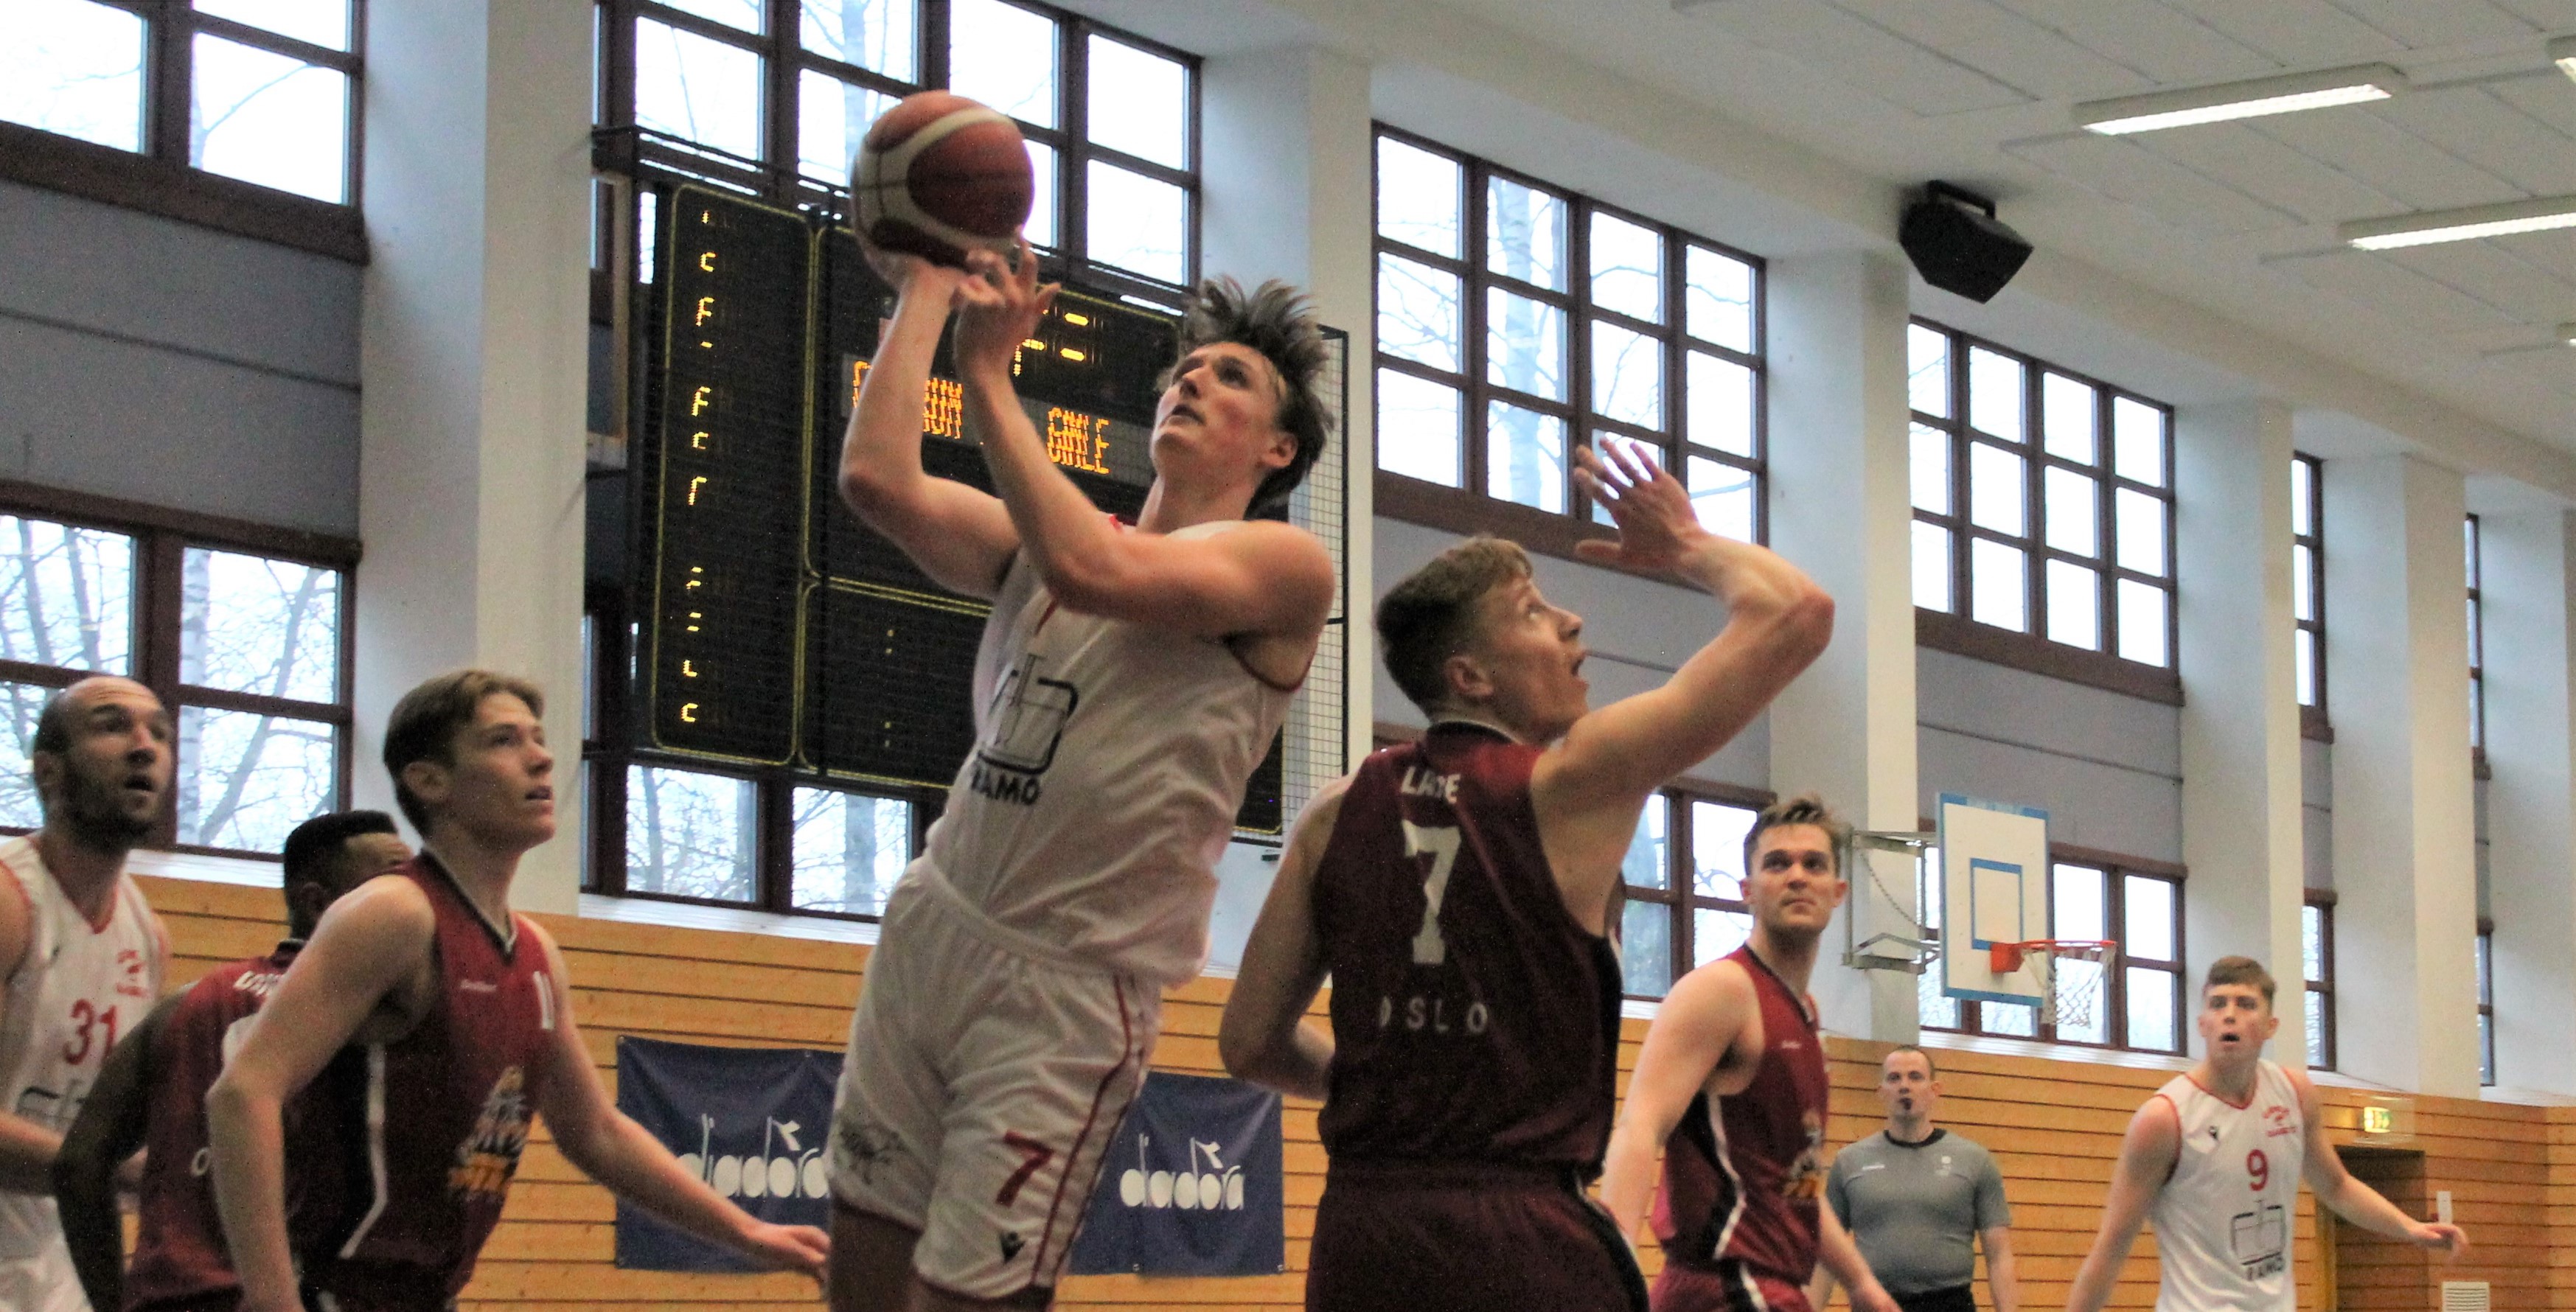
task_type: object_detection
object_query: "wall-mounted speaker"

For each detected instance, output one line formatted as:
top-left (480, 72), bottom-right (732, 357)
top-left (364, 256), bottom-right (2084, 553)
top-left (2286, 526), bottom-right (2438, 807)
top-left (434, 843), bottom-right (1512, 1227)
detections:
top-left (1900, 182), bottom-right (2032, 304)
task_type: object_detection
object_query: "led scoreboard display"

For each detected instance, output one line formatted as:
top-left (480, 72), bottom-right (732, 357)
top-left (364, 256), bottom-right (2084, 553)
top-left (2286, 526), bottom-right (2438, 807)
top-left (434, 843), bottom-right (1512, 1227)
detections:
top-left (643, 185), bottom-right (1285, 828)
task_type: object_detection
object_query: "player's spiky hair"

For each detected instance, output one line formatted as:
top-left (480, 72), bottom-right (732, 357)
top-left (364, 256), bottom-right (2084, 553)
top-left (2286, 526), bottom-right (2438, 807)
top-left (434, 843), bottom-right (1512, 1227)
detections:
top-left (2204, 955), bottom-right (2277, 1005)
top-left (1743, 792), bottom-right (1853, 879)
top-left (1164, 276), bottom-right (1334, 512)
top-left (1376, 535), bottom-right (1534, 715)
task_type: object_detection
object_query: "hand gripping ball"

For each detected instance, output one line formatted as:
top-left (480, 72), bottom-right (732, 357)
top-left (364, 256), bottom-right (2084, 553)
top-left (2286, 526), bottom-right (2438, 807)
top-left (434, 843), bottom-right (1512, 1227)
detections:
top-left (851, 91), bottom-right (1035, 268)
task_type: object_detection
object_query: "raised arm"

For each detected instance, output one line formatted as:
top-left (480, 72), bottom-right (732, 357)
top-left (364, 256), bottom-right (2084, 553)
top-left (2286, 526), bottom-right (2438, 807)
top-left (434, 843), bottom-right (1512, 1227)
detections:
top-left (1598, 959), bottom-right (1754, 1245)
top-left (2293, 1069), bottom-right (2465, 1256)
top-left (2064, 1098), bottom-right (2181, 1312)
top-left (1217, 777), bottom-right (1349, 1100)
top-left (1533, 442), bottom-right (1832, 921)
top-left (208, 879), bottom-right (435, 1312)
top-left (525, 926), bottom-right (829, 1279)
top-left (55, 991), bottom-right (175, 1312)
top-left (835, 251), bottom-right (1021, 599)
top-left (949, 245), bottom-right (1335, 641)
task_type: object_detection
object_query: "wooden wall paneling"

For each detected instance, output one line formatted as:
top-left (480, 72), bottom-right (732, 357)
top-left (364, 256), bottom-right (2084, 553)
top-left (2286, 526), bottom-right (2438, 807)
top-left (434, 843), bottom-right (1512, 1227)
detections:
top-left (136, 876), bottom-right (2575, 1311)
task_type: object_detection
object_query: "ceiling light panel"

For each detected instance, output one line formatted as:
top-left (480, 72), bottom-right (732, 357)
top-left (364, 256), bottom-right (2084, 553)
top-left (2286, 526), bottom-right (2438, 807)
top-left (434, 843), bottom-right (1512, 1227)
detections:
top-left (2075, 64), bottom-right (2404, 136)
top-left (2340, 195), bottom-right (2576, 251)
top-left (2555, 36), bottom-right (2576, 83)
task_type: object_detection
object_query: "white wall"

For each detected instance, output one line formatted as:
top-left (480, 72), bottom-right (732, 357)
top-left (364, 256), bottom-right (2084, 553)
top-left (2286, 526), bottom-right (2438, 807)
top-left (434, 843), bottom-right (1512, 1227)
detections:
top-left (0, 181), bottom-right (361, 534)
top-left (1915, 649), bottom-right (2181, 866)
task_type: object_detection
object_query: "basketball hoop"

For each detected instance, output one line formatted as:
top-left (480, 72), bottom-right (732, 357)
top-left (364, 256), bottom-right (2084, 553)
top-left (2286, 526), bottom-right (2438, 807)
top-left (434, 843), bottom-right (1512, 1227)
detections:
top-left (1990, 940), bottom-right (2117, 1031)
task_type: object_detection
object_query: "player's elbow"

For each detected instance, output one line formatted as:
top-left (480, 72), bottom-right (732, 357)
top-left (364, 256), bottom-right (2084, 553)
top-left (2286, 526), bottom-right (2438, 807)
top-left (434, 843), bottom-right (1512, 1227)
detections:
top-left (1778, 584), bottom-right (1834, 659)
top-left (1214, 1015), bottom-right (1278, 1089)
top-left (836, 463), bottom-right (914, 528)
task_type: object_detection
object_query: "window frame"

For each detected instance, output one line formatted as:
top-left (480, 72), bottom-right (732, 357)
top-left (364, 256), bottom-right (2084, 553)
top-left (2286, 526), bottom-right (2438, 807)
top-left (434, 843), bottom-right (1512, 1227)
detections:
top-left (1920, 849), bottom-right (2186, 1056)
top-left (1910, 321), bottom-right (2180, 705)
top-left (0, 480), bottom-right (360, 859)
top-left (2466, 513), bottom-right (2485, 764)
top-left (1616, 781), bottom-right (1774, 1002)
top-left (594, 0), bottom-right (1202, 307)
top-left (2476, 917), bottom-right (2495, 1087)
top-left (2302, 889), bottom-right (2335, 1070)
top-left (0, 0), bottom-right (369, 261)
top-left (2294, 452), bottom-right (2328, 739)
top-left (1369, 124), bottom-right (1768, 562)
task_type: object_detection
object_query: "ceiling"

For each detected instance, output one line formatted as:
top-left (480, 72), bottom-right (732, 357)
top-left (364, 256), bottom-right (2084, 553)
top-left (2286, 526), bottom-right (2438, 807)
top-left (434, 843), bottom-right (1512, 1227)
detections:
top-left (1073, 0), bottom-right (2576, 472)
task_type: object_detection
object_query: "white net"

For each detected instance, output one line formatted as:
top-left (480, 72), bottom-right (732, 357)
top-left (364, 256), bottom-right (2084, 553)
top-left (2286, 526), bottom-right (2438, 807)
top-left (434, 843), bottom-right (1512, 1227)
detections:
top-left (2026, 942), bottom-right (2117, 1034)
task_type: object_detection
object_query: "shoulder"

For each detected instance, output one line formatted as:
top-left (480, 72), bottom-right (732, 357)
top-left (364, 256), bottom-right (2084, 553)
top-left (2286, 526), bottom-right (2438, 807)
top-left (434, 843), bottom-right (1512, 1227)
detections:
top-left (1209, 520), bottom-right (1334, 589)
top-left (2128, 1090), bottom-right (2184, 1142)
top-left (0, 840), bottom-right (32, 976)
top-left (1664, 955), bottom-right (1756, 1019)
top-left (519, 915), bottom-right (568, 970)
top-left (309, 873), bottom-right (437, 957)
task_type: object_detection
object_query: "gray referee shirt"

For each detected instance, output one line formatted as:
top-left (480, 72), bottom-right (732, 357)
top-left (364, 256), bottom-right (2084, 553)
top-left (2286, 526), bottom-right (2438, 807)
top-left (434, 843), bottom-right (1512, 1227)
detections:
top-left (1824, 1128), bottom-right (2011, 1299)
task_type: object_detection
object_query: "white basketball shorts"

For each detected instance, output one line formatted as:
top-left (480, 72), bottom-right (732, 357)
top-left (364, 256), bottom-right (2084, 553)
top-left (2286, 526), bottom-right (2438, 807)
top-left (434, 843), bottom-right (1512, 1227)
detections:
top-left (0, 1235), bottom-right (91, 1312)
top-left (827, 864), bottom-right (1155, 1300)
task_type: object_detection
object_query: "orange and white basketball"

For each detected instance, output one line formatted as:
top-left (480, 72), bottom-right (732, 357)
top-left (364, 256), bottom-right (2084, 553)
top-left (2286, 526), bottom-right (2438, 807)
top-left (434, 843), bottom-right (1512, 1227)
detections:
top-left (851, 91), bottom-right (1034, 268)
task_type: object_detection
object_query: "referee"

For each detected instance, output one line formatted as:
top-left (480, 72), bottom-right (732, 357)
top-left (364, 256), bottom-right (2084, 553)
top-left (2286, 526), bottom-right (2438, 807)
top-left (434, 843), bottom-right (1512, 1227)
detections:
top-left (1808, 1047), bottom-right (2019, 1312)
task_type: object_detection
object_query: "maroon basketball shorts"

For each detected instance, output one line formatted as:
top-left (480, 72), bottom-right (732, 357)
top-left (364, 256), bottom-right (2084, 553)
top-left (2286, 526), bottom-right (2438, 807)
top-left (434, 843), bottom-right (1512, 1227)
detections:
top-left (1304, 1162), bottom-right (1647, 1312)
top-left (1651, 1257), bottom-right (1812, 1312)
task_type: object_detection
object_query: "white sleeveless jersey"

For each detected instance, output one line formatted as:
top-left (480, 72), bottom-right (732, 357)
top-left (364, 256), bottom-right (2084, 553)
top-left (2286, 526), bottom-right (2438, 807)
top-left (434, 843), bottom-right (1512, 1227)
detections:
top-left (2146, 1060), bottom-right (2304, 1312)
top-left (919, 521), bottom-right (1301, 983)
top-left (0, 835), bottom-right (164, 1260)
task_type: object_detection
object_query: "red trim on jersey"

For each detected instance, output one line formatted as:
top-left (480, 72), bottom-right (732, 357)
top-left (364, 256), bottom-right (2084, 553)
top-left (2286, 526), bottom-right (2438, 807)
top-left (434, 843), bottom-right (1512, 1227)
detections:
top-left (1028, 976), bottom-right (1141, 1285)
top-left (2147, 1092), bottom-right (2183, 1184)
top-left (1222, 636), bottom-right (1309, 694)
top-left (2183, 1070), bottom-right (2257, 1111)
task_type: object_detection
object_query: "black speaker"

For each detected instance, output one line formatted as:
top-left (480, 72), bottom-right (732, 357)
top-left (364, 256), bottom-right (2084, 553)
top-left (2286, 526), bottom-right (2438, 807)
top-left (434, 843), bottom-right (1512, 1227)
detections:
top-left (1899, 182), bottom-right (2032, 304)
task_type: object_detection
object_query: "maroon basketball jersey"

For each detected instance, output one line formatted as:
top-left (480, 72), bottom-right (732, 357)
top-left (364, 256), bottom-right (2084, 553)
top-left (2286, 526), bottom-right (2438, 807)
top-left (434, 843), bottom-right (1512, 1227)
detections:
top-left (124, 943), bottom-right (347, 1312)
top-left (1651, 945), bottom-right (1830, 1285)
top-left (296, 856), bottom-right (558, 1307)
top-left (1312, 722), bottom-right (1623, 1170)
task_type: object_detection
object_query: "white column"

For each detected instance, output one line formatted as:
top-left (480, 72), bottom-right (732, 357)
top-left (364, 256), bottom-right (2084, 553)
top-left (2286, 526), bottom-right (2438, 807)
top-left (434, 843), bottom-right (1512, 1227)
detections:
top-left (2323, 456), bottom-right (2480, 1097)
top-left (2174, 402), bottom-right (2307, 1059)
top-left (1200, 45), bottom-right (1377, 770)
top-left (1764, 251), bottom-right (1919, 1041)
top-left (2477, 506), bottom-right (2576, 1094)
top-left (355, 1), bottom-right (593, 911)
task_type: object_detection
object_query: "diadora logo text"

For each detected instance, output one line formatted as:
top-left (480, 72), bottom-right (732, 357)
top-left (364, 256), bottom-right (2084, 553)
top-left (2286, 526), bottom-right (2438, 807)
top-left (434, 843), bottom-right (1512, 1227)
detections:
top-left (1116, 1134), bottom-right (1245, 1212)
top-left (678, 1114), bottom-right (831, 1200)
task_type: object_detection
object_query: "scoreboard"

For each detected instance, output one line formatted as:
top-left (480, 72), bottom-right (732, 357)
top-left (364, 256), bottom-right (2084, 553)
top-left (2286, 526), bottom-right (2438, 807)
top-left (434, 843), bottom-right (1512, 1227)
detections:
top-left (639, 185), bottom-right (1287, 829)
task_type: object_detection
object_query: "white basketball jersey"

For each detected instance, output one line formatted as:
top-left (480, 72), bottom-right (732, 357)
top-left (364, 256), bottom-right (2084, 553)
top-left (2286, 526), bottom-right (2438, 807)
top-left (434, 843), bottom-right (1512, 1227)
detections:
top-left (2147, 1060), bottom-right (2304, 1312)
top-left (921, 520), bottom-right (1301, 983)
top-left (0, 835), bottom-right (164, 1260)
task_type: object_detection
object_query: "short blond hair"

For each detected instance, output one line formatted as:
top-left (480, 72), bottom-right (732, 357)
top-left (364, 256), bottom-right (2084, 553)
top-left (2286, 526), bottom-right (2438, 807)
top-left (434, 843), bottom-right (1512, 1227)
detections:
top-left (1374, 536), bottom-right (1533, 714)
top-left (1743, 792), bottom-right (1851, 877)
top-left (2203, 955), bottom-right (2277, 1005)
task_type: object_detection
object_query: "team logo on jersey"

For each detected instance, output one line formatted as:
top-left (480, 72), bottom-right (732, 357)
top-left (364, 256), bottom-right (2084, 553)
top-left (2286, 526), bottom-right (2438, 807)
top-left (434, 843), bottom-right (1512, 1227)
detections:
top-left (115, 947), bottom-right (153, 999)
top-left (450, 1065), bottom-right (534, 1200)
top-left (1783, 1109), bottom-right (1827, 1200)
top-left (969, 657), bottom-right (1079, 807)
top-left (834, 1111), bottom-right (904, 1187)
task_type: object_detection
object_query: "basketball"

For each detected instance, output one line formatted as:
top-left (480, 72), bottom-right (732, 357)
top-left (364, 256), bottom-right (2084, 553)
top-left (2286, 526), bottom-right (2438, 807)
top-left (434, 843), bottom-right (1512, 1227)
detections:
top-left (850, 91), bottom-right (1034, 268)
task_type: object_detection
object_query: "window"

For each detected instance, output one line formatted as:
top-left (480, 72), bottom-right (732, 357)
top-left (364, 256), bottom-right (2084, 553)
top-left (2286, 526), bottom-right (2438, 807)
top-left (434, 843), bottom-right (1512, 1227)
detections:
top-left (1, 0), bottom-right (363, 204)
top-left (2302, 892), bottom-right (2333, 1070)
top-left (1617, 790), bottom-right (1764, 1000)
top-left (579, 601), bottom-right (925, 919)
top-left (2293, 453), bottom-right (2325, 730)
top-left (1910, 322), bottom-right (2176, 673)
top-left (2476, 921), bottom-right (2494, 1086)
top-left (1919, 856), bottom-right (2184, 1055)
top-left (596, 0), bottom-right (1197, 300)
top-left (1373, 129), bottom-right (1764, 539)
top-left (0, 497), bottom-right (355, 856)
top-left (2466, 514), bottom-right (2485, 758)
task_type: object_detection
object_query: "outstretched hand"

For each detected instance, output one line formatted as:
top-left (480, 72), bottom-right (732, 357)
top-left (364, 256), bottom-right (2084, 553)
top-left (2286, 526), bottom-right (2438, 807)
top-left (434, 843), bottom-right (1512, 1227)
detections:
top-left (953, 238), bottom-right (1057, 380)
top-left (2410, 1222), bottom-right (2469, 1259)
top-left (739, 1220), bottom-right (832, 1280)
top-left (854, 232), bottom-right (969, 307)
top-left (1573, 439), bottom-right (1706, 573)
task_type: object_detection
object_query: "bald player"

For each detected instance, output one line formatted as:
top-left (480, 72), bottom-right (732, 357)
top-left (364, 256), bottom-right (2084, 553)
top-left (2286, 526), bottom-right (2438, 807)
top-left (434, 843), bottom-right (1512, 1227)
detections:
top-left (2064, 957), bottom-right (2466, 1312)
top-left (0, 677), bottom-right (173, 1312)
top-left (1219, 440), bottom-right (1835, 1312)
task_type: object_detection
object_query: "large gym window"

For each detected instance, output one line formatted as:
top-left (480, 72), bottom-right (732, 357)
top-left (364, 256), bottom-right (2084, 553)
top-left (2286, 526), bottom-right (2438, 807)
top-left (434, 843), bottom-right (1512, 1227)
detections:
top-left (1617, 789), bottom-right (1767, 1001)
top-left (2293, 453), bottom-right (2326, 733)
top-left (2303, 891), bottom-right (2334, 1070)
top-left (1918, 856), bottom-right (2184, 1056)
top-left (596, 0), bottom-right (1198, 301)
top-left (1372, 128), bottom-right (1764, 546)
top-left (0, 493), bottom-right (356, 859)
top-left (2476, 921), bottom-right (2495, 1086)
top-left (1, 0), bottom-right (363, 204)
top-left (1910, 323), bottom-right (2177, 694)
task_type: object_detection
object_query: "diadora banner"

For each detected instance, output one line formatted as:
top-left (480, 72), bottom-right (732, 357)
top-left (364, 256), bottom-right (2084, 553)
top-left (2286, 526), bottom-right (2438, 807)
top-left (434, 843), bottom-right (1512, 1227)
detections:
top-left (613, 1036), bottom-right (838, 1271)
top-left (1068, 1070), bottom-right (1284, 1277)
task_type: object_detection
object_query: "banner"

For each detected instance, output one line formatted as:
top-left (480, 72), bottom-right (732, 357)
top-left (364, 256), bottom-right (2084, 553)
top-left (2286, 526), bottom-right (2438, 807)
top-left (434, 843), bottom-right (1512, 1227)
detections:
top-left (613, 1036), bottom-right (840, 1271)
top-left (1068, 1070), bottom-right (1284, 1277)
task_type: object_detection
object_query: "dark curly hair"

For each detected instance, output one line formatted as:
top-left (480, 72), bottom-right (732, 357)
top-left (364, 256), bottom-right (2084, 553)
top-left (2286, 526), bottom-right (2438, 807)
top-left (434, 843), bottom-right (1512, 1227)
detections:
top-left (1162, 276), bottom-right (1333, 512)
